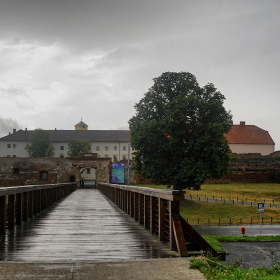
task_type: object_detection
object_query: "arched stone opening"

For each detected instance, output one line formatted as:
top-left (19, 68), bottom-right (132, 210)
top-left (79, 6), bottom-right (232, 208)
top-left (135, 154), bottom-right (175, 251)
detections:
top-left (80, 167), bottom-right (96, 188)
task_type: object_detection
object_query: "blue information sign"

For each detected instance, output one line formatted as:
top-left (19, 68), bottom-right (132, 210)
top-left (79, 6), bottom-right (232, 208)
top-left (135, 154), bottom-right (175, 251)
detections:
top-left (258, 203), bottom-right (264, 213)
top-left (111, 162), bottom-right (125, 184)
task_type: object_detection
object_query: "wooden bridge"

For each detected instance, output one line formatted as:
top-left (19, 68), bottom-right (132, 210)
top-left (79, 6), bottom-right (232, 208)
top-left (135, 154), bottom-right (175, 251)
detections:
top-left (0, 183), bottom-right (225, 261)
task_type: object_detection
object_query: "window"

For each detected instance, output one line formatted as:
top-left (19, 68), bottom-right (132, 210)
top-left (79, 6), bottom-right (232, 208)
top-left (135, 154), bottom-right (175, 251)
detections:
top-left (105, 146), bottom-right (109, 151)
top-left (96, 146), bottom-right (100, 151)
top-left (123, 146), bottom-right (126, 151)
top-left (7, 144), bottom-right (11, 148)
top-left (13, 168), bottom-right (20, 174)
top-left (114, 146), bottom-right (117, 151)
top-left (13, 144), bottom-right (16, 148)
top-left (13, 155), bottom-right (16, 157)
top-left (122, 154), bottom-right (127, 160)
top-left (60, 146), bottom-right (64, 150)
top-left (87, 168), bottom-right (91, 174)
top-left (40, 171), bottom-right (48, 180)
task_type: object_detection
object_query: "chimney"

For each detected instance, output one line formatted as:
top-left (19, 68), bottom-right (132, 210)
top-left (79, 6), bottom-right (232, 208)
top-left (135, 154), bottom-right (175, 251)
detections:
top-left (240, 121), bottom-right (245, 126)
top-left (13, 129), bottom-right (16, 133)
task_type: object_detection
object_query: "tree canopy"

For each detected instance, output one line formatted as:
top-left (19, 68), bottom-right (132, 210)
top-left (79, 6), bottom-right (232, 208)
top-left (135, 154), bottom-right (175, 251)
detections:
top-left (25, 129), bottom-right (55, 157)
top-left (67, 138), bottom-right (92, 157)
top-left (129, 72), bottom-right (232, 190)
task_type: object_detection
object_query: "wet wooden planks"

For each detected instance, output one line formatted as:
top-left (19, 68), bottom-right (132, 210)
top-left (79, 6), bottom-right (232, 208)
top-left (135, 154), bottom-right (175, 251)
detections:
top-left (0, 189), bottom-right (178, 261)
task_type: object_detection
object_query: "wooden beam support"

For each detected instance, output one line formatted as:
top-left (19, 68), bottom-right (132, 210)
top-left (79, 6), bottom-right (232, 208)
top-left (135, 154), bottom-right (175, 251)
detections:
top-left (172, 214), bottom-right (188, 257)
top-left (169, 201), bottom-right (180, 251)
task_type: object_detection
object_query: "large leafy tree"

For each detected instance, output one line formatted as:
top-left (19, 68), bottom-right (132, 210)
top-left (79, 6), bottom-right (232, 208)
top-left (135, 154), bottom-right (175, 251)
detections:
top-left (25, 129), bottom-right (55, 157)
top-left (129, 72), bottom-right (232, 190)
top-left (67, 138), bottom-right (92, 157)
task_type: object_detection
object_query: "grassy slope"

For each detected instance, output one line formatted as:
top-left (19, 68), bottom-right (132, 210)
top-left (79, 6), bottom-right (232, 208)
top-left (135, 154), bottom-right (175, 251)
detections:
top-left (135, 183), bottom-right (280, 225)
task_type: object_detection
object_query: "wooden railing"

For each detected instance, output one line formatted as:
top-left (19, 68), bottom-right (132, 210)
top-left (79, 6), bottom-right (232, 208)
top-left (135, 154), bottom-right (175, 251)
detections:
top-left (98, 183), bottom-right (225, 260)
top-left (0, 183), bottom-right (77, 236)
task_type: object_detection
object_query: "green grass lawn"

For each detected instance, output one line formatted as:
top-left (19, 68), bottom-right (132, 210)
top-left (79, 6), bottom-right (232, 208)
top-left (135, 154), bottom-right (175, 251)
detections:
top-left (134, 183), bottom-right (280, 225)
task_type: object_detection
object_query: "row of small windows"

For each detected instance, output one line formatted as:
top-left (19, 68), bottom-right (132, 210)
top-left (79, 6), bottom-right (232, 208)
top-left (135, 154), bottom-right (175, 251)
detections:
top-left (7, 144), bottom-right (16, 148)
top-left (8, 144), bottom-right (131, 151)
top-left (59, 146), bottom-right (129, 151)
top-left (96, 146), bottom-right (128, 151)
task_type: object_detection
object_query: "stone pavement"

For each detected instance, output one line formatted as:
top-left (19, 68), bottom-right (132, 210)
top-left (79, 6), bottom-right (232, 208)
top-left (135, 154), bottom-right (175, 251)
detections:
top-left (0, 259), bottom-right (206, 280)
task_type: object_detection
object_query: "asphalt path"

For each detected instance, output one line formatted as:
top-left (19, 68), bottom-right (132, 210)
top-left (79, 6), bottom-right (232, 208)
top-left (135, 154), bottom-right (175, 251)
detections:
top-left (193, 225), bottom-right (280, 269)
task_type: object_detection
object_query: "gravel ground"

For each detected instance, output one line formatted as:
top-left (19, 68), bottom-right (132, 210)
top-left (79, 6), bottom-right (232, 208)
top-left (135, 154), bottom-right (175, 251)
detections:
top-left (0, 258), bottom-right (206, 280)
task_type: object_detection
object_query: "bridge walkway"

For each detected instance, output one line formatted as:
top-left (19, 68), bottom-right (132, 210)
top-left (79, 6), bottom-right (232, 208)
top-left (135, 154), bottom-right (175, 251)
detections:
top-left (0, 189), bottom-right (179, 262)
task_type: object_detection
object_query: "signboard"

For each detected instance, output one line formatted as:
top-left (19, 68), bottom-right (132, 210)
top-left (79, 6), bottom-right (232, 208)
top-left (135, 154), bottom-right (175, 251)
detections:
top-left (111, 162), bottom-right (125, 184)
top-left (258, 203), bottom-right (264, 213)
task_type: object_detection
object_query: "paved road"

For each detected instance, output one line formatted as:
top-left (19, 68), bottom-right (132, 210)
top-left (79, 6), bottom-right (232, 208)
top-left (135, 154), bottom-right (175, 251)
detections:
top-left (0, 259), bottom-right (206, 280)
top-left (194, 225), bottom-right (280, 269)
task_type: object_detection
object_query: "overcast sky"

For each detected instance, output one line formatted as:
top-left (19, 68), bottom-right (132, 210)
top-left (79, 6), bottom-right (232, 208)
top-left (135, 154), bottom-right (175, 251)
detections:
top-left (0, 1), bottom-right (280, 150)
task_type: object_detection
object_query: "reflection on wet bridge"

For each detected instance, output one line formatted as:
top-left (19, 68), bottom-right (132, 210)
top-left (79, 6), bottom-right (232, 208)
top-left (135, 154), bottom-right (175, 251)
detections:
top-left (0, 189), bottom-right (178, 261)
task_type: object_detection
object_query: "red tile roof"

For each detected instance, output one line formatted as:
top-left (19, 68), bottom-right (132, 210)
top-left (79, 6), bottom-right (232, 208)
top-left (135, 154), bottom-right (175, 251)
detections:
top-left (225, 124), bottom-right (275, 145)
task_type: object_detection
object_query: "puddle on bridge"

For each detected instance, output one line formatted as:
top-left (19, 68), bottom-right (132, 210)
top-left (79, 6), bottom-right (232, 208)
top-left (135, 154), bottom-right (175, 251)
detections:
top-left (0, 189), bottom-right (179, 262)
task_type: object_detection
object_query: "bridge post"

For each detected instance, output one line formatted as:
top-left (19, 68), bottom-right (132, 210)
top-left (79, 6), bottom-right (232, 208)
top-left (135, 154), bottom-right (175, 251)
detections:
top-left (134, 193), bottom-right (138, 221)
top-left (28, 191), bottom-right (33, 218)
top-left (144, 195), bottom-right (149, 229)
top-left (139, 194), bottom-right (144, 225)
top-left (15, 193), bottom-right (23, 225)
top-left (7, 194), bottom-right (16, 229)
top-left (127, 191), bottom-right (131, 215)
top-left (0, 195), bottom-right (7, 236)
top-left (130, 192), bottom-right (133, 218)
top-left (22, 192), bottom-right (28, 221)
top-left (32, 190), bottom-right (37, 216)
top-left (169, 200), bottom-right (180, 251)
top-left (150, 196), bottom-right (157, 235)
top-left (158, 198), bottom-right (165, 242)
